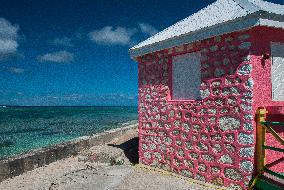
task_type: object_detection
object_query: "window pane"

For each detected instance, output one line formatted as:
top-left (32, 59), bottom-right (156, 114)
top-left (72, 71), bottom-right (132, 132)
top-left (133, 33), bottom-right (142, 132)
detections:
top-left (271, 42), bottom-right (284, 101)
top-left (172, 52), bottom-right (201, 100)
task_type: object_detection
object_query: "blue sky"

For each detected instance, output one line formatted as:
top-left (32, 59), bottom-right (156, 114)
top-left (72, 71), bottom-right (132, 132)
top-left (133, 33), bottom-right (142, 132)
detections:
top-left (0, 0), bottom-right (282, 106)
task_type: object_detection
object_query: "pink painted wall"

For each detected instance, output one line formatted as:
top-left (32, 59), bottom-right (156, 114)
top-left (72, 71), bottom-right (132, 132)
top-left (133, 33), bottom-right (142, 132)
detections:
top-left (137, 26), bottom-right (283, 190)
top-left (251, 26), bottom-right (284, 173)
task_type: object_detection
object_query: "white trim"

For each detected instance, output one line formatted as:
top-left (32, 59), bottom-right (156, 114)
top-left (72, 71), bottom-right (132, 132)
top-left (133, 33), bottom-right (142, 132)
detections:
top-left (259, 19), bottom-right (284, 29)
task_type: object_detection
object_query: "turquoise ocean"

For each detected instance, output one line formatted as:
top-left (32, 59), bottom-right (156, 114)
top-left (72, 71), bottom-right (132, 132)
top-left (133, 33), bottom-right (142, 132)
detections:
top-left (0, 106), bottom-right (137, 159)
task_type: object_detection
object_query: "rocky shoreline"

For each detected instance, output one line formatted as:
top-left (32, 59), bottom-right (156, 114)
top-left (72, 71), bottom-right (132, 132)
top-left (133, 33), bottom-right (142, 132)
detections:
top-left (0, 121), bottom-right (138, 182)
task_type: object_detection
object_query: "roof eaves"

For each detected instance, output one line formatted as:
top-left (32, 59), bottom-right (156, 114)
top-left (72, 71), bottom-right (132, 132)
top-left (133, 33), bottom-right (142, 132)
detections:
top-left (129, 0), bottom-right (284, 59)
top-left (130, 13), bottom-right (262, 58)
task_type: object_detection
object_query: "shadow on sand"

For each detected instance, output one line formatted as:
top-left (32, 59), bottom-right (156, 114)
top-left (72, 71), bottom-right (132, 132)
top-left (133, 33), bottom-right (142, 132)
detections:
top-left (107, 137), bottom-right (139, 164)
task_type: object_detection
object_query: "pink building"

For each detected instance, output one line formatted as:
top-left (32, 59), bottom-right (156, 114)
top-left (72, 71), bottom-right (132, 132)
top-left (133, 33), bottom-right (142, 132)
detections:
top-left (130, 0), bottom-right (284, 189)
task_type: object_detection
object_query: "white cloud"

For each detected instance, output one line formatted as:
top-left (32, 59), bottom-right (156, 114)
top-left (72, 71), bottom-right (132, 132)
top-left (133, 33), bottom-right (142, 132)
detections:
top-left (0, 18), bottom-right (19, 40)
top-left (0, 18), bottom-right (20, 59)
top-left (139, 23), bottom-right (158, 36)
top-left (49, 37), bottom-right (73, 47)
top-left (88, 24), bottom-right (158, 46)
top-left (89, 26), bottom-right (137, 45)
top-left (0, 39), bottom-right (18, 53)
top-left (8, 67), bottom-right (24, 74)
top-left (37, 51), bottom-right (74, 63)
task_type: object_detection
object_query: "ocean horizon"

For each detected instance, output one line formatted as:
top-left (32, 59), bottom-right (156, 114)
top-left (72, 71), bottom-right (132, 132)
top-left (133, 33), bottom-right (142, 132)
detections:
top-left (0, 106), bottom-right (138, 159)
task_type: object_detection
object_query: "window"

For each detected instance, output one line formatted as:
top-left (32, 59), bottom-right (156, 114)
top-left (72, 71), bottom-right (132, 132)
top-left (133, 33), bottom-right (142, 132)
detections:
top-left (172, 51), bottom-right (201, 100)
top-left (271, 42), bottom-right (284, 101)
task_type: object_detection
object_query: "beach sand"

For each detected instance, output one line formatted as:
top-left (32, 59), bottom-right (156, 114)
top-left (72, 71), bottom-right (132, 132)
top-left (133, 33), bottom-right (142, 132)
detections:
top-left (0, 126), bottom-right (225, 190)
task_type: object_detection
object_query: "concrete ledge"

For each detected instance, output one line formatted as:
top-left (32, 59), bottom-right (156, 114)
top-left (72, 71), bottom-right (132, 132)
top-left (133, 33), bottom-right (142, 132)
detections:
top-left (0, 122), bottom-right (138, 182)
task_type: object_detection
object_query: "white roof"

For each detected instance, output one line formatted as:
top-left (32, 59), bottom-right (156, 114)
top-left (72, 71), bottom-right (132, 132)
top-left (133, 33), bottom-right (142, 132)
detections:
top-left (130, 0), bottom-right (284, 58)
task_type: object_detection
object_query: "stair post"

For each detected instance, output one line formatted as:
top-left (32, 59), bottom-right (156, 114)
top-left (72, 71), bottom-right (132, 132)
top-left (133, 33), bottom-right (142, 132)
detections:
top-left (256, 108), bottom-right (267, 175)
